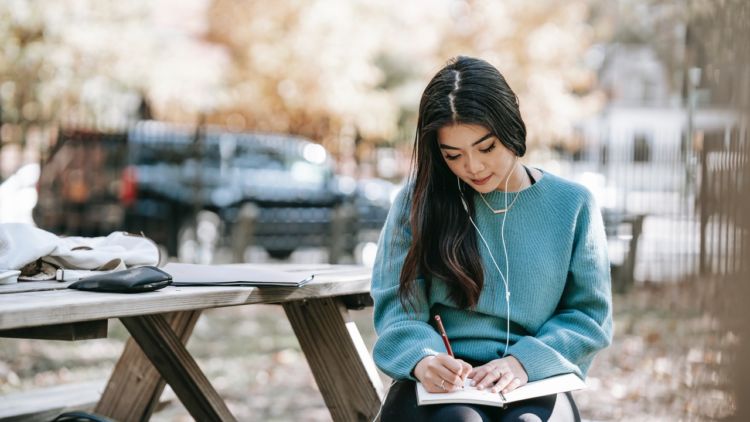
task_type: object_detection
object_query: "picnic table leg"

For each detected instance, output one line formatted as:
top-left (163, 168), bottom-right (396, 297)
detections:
top-left (96, 311), bottom-right (237, 422)
top-left (283, 297), bottom-right (384, 422)
top-left (95, 311), bottom-right (201, 421)
top-left (119, 313), bottom-right (237, 422)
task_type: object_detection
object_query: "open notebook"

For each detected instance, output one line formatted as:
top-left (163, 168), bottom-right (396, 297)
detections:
top-left (163, 263), bottom-right (314, 287)
top-left (416, 373), bottom-right (585, 407)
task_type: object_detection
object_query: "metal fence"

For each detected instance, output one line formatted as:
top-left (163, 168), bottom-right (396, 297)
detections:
top-left (698, 127), bottom-right (748, 277)
top-left (571, 12), bottom-right (749, 286)
top-left (574, 121), bottom-right (747, 286)
top-left (573, 113), bottom-right (725, 285)
top-left (687, 2), bottom-right (750, 413)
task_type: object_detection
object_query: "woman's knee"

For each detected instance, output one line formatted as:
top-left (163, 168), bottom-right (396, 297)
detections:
top-left (431, 404), bottom-right (492, 422)
top-left (500, 392), bottom-right (579, 422)
top-left (499, 410), bottom-right (544, 422)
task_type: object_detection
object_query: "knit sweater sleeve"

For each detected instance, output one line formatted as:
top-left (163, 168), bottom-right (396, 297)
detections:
top-left (371, 187), bottom-right (446, 380)
top-left (507, 190), bottom-right (614, 381)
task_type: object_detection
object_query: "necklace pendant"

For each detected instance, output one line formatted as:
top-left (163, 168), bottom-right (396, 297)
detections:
top-left (480, 191), bottom-right (520, 214)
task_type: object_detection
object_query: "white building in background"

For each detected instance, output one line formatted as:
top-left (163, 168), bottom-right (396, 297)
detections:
top-left (575, 44), bottom-right (738, 283)
top-left (581, 107), bottom-right (737, 213)
top-left (578, 44), bottom-right (737, 212)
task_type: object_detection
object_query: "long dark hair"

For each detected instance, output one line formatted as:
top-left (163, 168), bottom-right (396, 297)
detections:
top-left (399, 56), bottom-right (527, 309)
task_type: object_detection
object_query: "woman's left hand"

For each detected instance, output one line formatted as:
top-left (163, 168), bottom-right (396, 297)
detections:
top-left (468, 355), bottom-right (528, 394)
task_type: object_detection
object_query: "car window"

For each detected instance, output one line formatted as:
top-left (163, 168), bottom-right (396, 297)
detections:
top-left (131, 139), bottom-right (197, 165)
top-left (40, 131), bottom-right (127, 203)
top-left (128, 125), bottom-right (333, 190)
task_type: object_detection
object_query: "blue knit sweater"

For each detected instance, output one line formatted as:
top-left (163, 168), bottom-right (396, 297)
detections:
top-left (371, 170), bottom-right (613, 382)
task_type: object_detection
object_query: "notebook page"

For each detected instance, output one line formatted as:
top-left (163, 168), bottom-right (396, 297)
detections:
top-left (416, 378), bottom-right (502, 405)
top-left (503, 373), bottom-right (586, 403)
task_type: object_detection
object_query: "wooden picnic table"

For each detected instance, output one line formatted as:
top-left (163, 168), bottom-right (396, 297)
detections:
top-left (0, 264), bottom-right (384, 422)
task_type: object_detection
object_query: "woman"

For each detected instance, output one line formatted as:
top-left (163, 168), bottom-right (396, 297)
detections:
top-left (372, 56), bottom-right (613, 421)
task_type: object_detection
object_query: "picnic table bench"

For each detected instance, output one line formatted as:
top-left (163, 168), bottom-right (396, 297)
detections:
top-left (0, 264), bottom-right (383, 422)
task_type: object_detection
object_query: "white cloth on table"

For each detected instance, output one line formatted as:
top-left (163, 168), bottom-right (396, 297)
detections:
top-left (0, 223), bottom-right (159, 271)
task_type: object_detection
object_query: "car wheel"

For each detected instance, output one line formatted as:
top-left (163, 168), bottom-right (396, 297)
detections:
top-left (178, 210), bottom-right (221, 264)
top-left (266, 249), bottom-right (294, 260)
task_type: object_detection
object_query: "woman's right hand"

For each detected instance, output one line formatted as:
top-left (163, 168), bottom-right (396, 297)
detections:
top-left (413, 354), bottom-right (472, 393)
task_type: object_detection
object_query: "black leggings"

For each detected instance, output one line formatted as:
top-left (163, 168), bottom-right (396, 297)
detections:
top-left (377, 379), bottom-right (581, 422)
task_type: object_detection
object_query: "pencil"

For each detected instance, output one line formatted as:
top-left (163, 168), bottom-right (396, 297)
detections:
top-left (434, 315), bottom-right (454, 357)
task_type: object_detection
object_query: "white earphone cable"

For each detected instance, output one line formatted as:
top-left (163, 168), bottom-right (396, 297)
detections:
top-left (500, 163), bottom-right (512, 356)
top-left (459, 167), bottom-right (514, 357)
top-left (467, 215), bottom-right (511, 357)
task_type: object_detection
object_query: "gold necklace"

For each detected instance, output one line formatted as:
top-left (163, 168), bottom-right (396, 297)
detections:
top-left (479, 159), bottom-right (523, 214)
top-left (480, 190), bottom-right (521, 214)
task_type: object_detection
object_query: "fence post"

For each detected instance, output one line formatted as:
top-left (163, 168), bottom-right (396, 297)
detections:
top-left (232, 203), bottom-right (259, 263)
top-left (329, 203), bottom-right (355, 264)
top-left (699, 141), bottom-right (709, 275)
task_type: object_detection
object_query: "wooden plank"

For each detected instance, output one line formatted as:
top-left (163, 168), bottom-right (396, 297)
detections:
top-left (0, 267), bottom-right (372, 330)
top-left (0, 379), bottom-right (174, 422)
top-left (0, 280), bottom-right (70, 295)
top-left (0, 320), bottom-right (107, 340)
top-left (283, 298), bottom-right (383, 422)
top-left (95, 311), bottom-right (199, 421)
top-left (117, 313), bottom-right (236, 422)
top-left (0, 380), bottom-right (104, 422)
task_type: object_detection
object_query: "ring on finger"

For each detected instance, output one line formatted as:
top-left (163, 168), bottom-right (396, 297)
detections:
top-left (502, 378), bottom-right (520, 392)
top-left (440, 379), bottom-right (446, 390)
top-left (495, 373), bottom-right (513, 390)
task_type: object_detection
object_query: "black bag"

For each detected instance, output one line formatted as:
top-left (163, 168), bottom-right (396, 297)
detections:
top-left (51, 411), bottom-right (114, 422)
top-left (68, 266), bottom-right (172, 293)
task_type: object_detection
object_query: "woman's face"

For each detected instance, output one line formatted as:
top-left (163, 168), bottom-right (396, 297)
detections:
top-left (437, 123), bottom-right (516, 194)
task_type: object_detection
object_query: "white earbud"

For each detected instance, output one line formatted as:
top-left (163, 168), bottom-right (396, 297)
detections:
top-left (457, 176), bottom-right (469, 212)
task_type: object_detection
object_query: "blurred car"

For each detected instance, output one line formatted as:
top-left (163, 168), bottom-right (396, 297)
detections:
top-left (354, 177), bottom-right (399, 232)
top-left (33, 121), bottom-right (393, 262)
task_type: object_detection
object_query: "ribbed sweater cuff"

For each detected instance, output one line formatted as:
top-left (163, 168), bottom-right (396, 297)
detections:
top-left (376, 339), bottom-right (443, 381)
top-left (405, 347), bottom-right (441, 381)
top-left (507, 336), bottom-right (581, 381)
